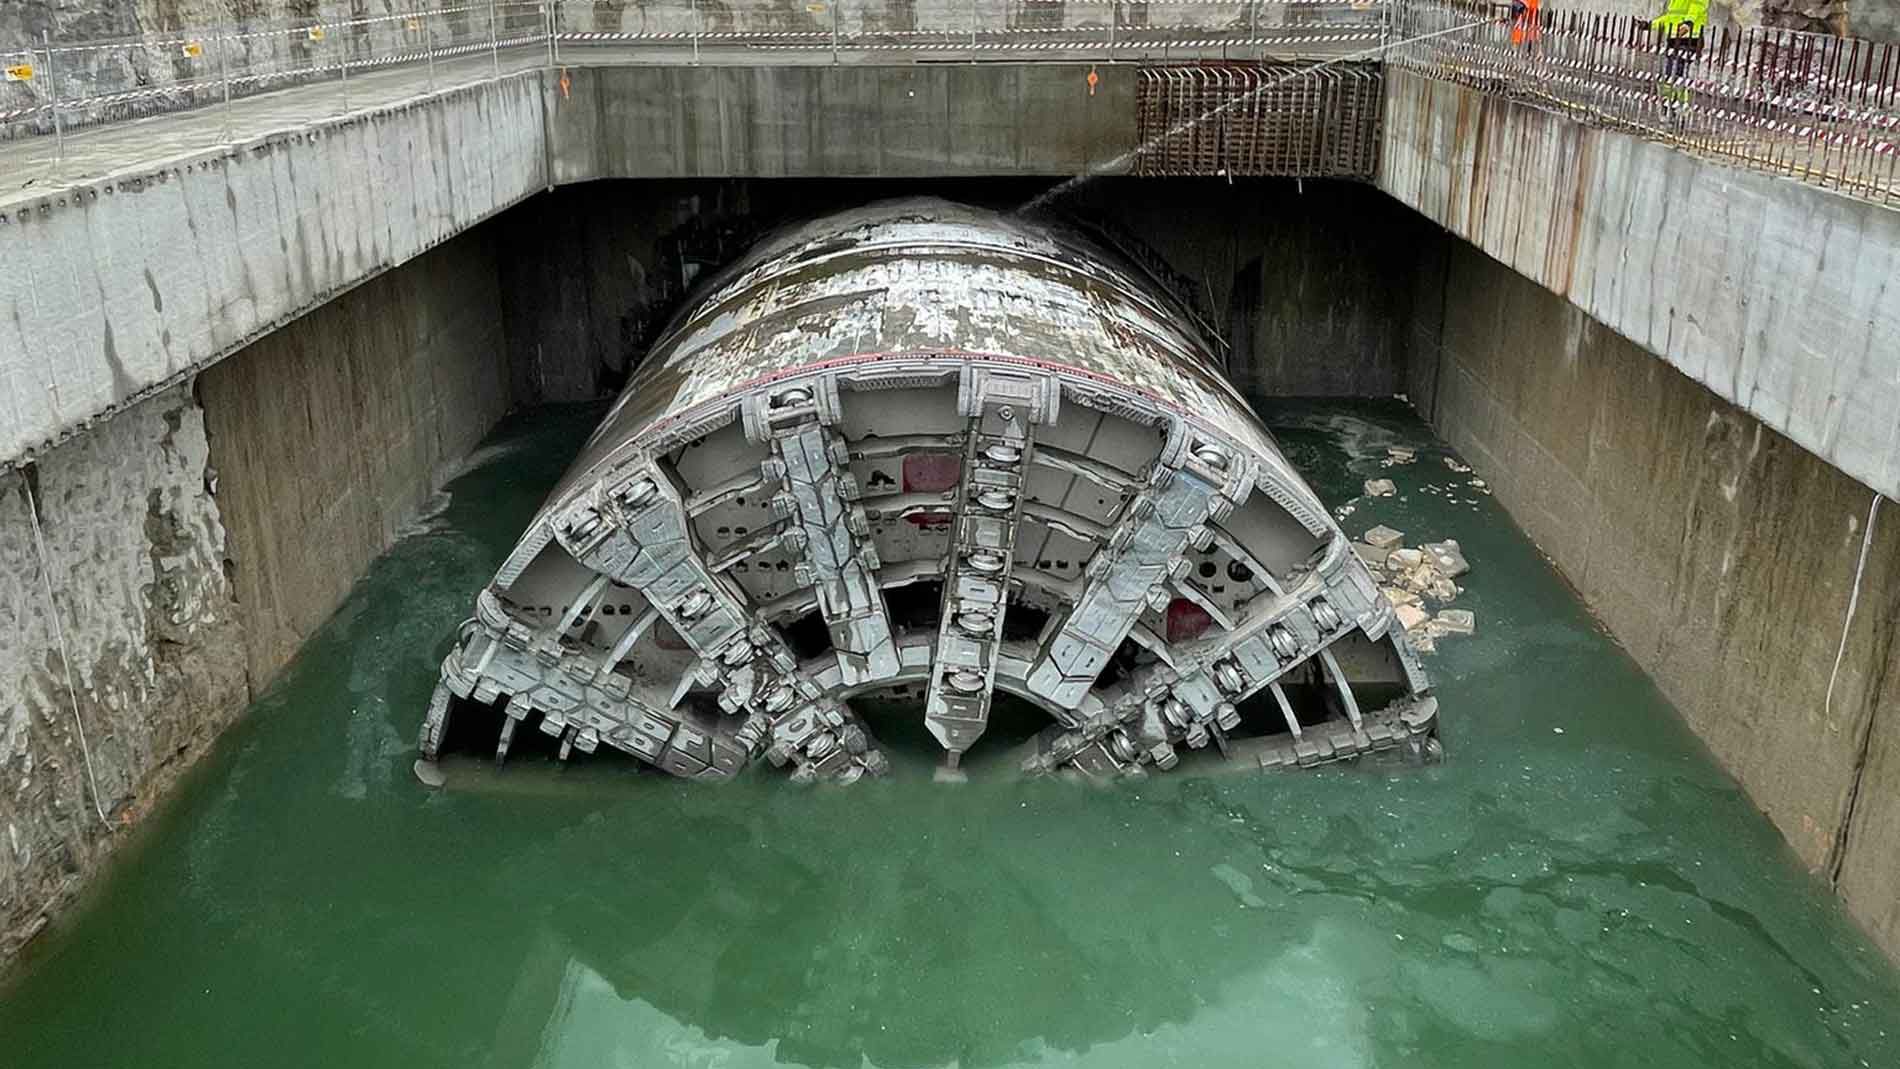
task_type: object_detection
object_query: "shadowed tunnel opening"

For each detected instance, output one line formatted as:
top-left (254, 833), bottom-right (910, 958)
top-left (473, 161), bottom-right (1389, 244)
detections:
top-left (856, 689), bottom-right (1059, 775)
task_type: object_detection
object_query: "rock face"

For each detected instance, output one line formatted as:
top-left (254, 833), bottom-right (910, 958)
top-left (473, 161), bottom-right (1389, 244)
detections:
top-left (2, 3), bottom-right (404, 139)
top-left (0, 386), bottom-right (249, 963)
top-left (1763, 0), bottom-right (1849, 33)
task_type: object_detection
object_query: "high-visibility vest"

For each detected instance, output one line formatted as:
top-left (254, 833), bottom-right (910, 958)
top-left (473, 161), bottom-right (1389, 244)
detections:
top-left (1512, 0), bottom-right (1542, 45)
top-left (1650, 0), bottom-right (1708, 34)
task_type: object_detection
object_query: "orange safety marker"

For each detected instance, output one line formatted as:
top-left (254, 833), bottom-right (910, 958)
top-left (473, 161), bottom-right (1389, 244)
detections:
top-left (1087, 67), bottom-right (1099, 96)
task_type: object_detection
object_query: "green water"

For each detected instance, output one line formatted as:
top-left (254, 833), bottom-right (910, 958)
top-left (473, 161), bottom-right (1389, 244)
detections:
top-left (5, 400), bottom-right (1898, 1069)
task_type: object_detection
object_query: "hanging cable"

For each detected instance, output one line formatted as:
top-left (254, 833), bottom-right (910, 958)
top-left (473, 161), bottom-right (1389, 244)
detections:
top-left (20, 468), bottom-right (112, 830)
top-left (1823, 491), bottom-right (1882, 723)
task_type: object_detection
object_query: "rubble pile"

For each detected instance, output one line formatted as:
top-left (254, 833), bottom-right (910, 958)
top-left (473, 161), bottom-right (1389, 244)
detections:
top-left (1352, 524), bottom-right (1475, 655)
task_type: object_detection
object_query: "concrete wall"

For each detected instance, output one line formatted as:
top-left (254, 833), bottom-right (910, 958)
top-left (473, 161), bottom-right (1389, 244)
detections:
top-left (2, 61), bottom-right (1150, 470)
top-left (0, 384), bottom-right (249, 964)
top-left (1409, 236), bottom-right (1900, 959)
top-left (545, 63), bottom-right (1135, 183)
top-left (1379, 69), bottom-right (1900, 508)
top-left (199, 228), bottom-right (511, 684)
top-left (0, 71), bottom-right (545, 466)
top-left (494, 180), bottom-right (748, 405)
top-left (1065, 178), bottom-right (1430, 397)
top-left (0, 221), bottom-right (511, 966)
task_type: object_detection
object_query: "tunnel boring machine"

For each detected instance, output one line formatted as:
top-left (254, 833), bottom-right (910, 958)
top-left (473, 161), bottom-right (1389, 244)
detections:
top-left (419, 199), bottom-right (1438, 782)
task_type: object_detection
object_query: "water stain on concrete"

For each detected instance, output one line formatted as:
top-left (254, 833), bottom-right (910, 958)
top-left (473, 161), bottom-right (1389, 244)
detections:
top-left (99, 317), bottom-right (136, 400)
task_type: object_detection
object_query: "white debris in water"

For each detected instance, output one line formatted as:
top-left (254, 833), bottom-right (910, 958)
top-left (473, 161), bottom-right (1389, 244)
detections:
top-left (1365, 528), bottom-right (1476, 653)
top-left (1364, 478), bottom-right (1397, 497)
top-left (1443, 457), bottom-right (1473, 473)
top-left (1435, 609), bottom-right (1475, 635)
top-left (1384, 446), bottom-right (1417, 466)
top-left (1422, 539), bottom-right (1470, 579)
top-left (1402, 563), bottom-right (1440, 595)
top-left (1364, 524), bottom-right (1404, 549)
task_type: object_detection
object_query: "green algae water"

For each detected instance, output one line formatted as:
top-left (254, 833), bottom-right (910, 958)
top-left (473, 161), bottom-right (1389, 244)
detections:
top-left (4, 400), bottom-right (1899, 1068)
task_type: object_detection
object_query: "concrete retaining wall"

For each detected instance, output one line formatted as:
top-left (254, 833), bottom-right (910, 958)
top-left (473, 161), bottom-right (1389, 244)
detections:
top-left (0, 384), bottom-right (249, 963)
top-left (1410, 237), bottom-right (1900, 959)
top-left (1, 61), bottom-right (1148, 470)
top-left (1379, 69), bottom-right (1900, 507)
top-left (0, 224), bottom-right (511, 965)
top-left (1064, 177), bottom-right (1431, 397)
top-left (199, 228), bottom-right (511, 685)
top-left (0, 72), bottom-right (545, 467)
top-left (546, 63), bottom-right (1135, 182)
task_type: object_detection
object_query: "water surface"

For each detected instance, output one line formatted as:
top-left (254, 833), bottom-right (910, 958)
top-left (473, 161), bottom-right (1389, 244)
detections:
top-left (4, 400), bottom-right (1897, 1069)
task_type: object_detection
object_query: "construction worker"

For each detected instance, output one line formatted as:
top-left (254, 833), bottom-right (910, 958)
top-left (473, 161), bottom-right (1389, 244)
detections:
top-left (1652, 0), bottom-right (1708, 103)
top-left (1510, 0), bottom-right (1541, 50)
top-left (1650, 0), bottom-right (1709, 37)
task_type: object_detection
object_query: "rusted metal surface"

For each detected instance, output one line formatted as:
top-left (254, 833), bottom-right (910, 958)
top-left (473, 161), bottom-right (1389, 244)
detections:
top-left (1392, 0), bottom-right (1900, 205)
top-left (418, 199), bottom-right (1439, 783)
top-left (1134, 61), bottom-right (1384, 176)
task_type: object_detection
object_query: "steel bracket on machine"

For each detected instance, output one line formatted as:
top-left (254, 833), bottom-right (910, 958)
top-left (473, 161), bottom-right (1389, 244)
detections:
top-left (923, 367), bottom-right (1054, 764)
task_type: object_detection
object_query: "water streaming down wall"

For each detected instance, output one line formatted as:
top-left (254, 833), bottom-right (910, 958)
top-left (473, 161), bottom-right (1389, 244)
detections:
top-left (419, 198), bottom-right (1440, 782)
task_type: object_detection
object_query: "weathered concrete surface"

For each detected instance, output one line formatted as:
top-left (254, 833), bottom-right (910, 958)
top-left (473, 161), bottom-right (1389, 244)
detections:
top-left (1410, 237), bottom-right (1900, 960)
top-left (546, 63), bottom-right (1135, 182)
top-left (494, 179), bottom-right (748, 404)
top-left (0, 71), bottom-right (545, 467)
top-left (2, 61), bottom-right (1147, 471)
top-left (1, 223), bottom-right (510, 966)
top-left (1379, 69), bottom-right (1900, 507)
top-left (0, 384), bottom-right (249, 964)
top-left (200, 228), bottom-right (511, 684)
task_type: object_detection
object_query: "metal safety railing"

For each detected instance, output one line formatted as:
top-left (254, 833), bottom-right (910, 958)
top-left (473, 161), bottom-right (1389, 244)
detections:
top-left (13, 1), bottom-right (1896, 205)
top-left (1, 3), bottom-right (551, 144)
top-left (1389, 0), bottom-right (1900, 205)
top-left (1134, 62), bottom-right (1383, 176)
top-left (0, 1), bottom-right (1388, 151)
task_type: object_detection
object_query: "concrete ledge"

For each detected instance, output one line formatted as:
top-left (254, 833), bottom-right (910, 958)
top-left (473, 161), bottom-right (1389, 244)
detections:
top-left (547, 63), bottom-right (1136, 181)
top-left (0, 73), bottom-right (549, 467)
top-left (1379, 68), bottom-right (1900, 504)
top-left (0, 61), bottom-right (1142, 469)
